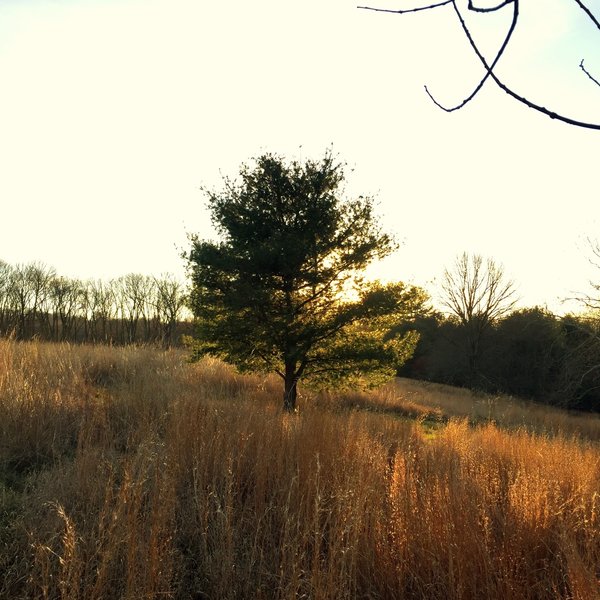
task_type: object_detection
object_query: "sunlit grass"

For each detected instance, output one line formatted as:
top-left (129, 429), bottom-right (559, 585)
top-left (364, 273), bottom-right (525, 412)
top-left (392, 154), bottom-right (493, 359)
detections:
top-left (1, 338), bottom-right (599, 599)
top-left (392, 377), bottom-right (600, 442)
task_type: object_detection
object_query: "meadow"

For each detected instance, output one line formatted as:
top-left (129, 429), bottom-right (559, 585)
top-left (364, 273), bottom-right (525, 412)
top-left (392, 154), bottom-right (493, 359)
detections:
top-left (1, 339), bottom-right (599, 599)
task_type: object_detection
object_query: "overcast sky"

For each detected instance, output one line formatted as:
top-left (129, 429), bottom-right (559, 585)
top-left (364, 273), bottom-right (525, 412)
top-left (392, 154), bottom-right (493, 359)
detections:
top-left (1, 0), bottom-right (599, 312)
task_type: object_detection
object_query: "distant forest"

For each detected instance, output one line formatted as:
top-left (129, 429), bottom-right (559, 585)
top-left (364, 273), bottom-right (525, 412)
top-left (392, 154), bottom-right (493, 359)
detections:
top-left (0, 260), bottom-right (190, 347)
top-left (398, 307), bottom-right (600, 412)
top-left (1, 258), bottom-right (599, 412)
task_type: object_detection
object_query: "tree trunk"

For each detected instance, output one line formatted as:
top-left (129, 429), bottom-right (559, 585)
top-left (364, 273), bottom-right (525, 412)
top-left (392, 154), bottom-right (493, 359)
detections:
top-left (283, 362), bottom-right (298, 412)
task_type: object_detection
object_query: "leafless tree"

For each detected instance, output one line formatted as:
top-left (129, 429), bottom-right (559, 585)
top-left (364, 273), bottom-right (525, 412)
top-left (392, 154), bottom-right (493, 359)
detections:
top-left (114, 274), bottom-right (156, 344)
top-left (359, 0), bottom-right (600, 129)
top-left (556, 317), bottom-right (600, 405)
top-left (8, 262), bottom-right (55, 339)
top-left (154, 275), bottom-right (188, 348)
top-left (0, 259), bottom-right (189, 345)
top-left (10, 264), bottom-right (34, 339)
top-left (561, 238), bottom-right (600, 400)
top-left (48, 277), bottom-right (84, 341)
top-left (0, 261), bottom-right (15, 335)
top-left (441, 252), bottom-right (517, 379)
top-left (82, 279), bottom-right (117, 343)
top-left (138, 275), bottom-right (160, 342)
top-left (578, 238), bottom-right (600, 313)
top-left (27, 263), bottom-right (56, 338)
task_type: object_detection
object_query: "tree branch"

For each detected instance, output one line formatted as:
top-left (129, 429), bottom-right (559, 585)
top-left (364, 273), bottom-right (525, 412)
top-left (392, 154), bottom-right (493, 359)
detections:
top-left (424, 0), bottom-right (517, 112)
top-left (357, 0), bottom-right (452, 15)
top-left (361, 0), bottom-right (600, 130)
top-left (451, 0), bottom-right (600, 130)
top-left (467, 0), bottom-right (513, 13)
top-left (573, 0), bottom-right (600, 31)
top-left (580, 59), bottom-right (600, 88)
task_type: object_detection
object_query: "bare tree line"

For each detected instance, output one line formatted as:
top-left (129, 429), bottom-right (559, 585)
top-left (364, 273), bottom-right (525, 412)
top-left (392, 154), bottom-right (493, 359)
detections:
top-left (0, 260), bottom-right (189, 347)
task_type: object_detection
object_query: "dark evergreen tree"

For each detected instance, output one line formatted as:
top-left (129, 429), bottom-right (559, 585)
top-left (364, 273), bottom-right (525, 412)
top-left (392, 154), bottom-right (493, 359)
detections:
top-left (186, 152), bottom-right (420, 411)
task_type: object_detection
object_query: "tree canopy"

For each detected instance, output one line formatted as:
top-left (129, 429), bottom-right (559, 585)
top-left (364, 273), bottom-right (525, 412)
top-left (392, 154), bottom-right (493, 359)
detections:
top-left (186, 152), bottom-right (424, 411)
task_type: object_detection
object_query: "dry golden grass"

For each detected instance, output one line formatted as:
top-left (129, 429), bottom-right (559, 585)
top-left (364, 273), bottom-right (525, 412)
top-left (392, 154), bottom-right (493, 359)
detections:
top-left (0, 338), bottom-right (599, 599)
top-left (391, 377), bottom-right (600, 442)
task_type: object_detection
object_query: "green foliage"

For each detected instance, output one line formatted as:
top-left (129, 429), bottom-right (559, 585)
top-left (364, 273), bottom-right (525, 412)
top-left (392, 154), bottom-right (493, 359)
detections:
top-left (297, 283), bottom-right (424, 390)
top-left (489, 308), bottom-right (564, 398)
top-left (186, 151), bottom-right (421, 408)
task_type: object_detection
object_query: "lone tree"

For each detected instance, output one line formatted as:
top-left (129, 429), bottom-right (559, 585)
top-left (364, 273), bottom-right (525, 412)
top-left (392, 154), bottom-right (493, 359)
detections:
top-left (441, 252), bottom-right (517, 382)
top-left (186, 152), bottom-right (421, 411)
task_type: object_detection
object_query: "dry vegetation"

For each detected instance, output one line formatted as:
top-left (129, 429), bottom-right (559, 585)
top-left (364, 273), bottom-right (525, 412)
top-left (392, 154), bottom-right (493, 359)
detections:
top-left (1, 339), bottom-right (599, 599)
top-left (391, 378), bottom-right (600, 442)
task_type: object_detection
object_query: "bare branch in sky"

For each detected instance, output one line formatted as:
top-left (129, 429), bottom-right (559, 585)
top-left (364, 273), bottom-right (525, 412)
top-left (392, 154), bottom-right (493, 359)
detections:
top-left (580, 59), bottom-right (600, 88)
top-left (358, 0), bottom-right (600, 130)
top-left (423, 0), bottom-right (517, 112)
top-left (357, 1), bottom-right (452, 14)
top-left (466, 0), bottom-right (513, 13)
top-left (573, 0), bottom-right (600, 30)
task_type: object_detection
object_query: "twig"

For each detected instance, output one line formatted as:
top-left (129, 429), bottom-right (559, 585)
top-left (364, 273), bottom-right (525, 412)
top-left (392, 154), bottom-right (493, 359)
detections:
top-left (424, 0), bottom-right (517, 112)
top-left (451, 0), bottom-right (600, 129)
top-left (357, 0), bottom-right (452, 14)
top-left (580, 59), bottom-right (600, 88)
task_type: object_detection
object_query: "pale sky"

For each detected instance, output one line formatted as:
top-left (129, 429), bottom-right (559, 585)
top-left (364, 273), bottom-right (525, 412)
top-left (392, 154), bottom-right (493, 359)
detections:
top-left (1, 0), bottom-right (599, 313)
